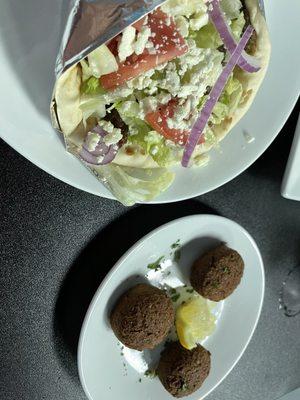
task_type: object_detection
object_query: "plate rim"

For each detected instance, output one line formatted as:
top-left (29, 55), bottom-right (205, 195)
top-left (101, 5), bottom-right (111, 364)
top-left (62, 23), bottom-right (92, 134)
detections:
top-left (1, 91), bottom-right (299, 204)
top-left (77, 214), bottom-right (265, 400)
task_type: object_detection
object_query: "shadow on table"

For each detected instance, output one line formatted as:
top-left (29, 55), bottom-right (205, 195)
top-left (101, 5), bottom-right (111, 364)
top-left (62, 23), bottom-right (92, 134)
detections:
top-left (53, 200), bottom-right (219, 379)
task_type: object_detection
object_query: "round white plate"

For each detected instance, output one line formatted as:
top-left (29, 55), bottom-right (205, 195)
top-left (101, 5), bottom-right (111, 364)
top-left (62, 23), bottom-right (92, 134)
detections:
top-left (78, 215), bottom-right (265, 400)
top-left (1, 1), bottom-right (299, 203)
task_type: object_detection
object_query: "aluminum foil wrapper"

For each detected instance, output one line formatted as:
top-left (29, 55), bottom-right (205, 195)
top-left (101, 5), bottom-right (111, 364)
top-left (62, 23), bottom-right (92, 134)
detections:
top-left (56, 0), bottom-right (167, 77)
top-left (51, 0), bottom-right (170, 205)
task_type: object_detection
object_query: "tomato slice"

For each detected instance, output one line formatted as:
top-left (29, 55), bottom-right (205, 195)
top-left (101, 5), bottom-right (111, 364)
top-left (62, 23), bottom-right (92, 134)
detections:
top-left (100, 8), bottom-right (188, 90)
top-left (146, 100), bottom-right (205, 146)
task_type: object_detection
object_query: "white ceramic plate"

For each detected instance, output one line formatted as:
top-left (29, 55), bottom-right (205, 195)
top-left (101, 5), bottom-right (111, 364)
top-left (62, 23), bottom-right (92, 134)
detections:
top-left (0, 1), bottom-right (299, 203)
top-left (78, 215), bottom-right (265, 400)
top-left (281, 114), bottom-right (300, 201)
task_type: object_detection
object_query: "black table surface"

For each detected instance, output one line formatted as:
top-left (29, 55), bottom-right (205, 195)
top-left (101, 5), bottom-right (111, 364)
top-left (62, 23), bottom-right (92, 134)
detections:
top-left (1, 100), bottom-right (300, 400)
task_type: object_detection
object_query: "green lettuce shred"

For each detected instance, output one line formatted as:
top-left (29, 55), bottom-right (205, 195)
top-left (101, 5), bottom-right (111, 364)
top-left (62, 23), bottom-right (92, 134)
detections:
top-left (81, 77), bottom-right (106, 95)
top-left (92, 164), bottom-right (175, 206)
top-left (192, 22), bottom-right (222, 49)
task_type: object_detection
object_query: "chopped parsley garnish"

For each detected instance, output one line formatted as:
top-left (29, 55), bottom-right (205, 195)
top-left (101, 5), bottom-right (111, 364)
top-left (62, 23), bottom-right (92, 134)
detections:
top-left (186, 288), bottom-right (194, 294)
top-left (180, 383), bottom-right (188, 392)
top-left (139, 378), bottom-right (142, 383)
top-left (147, 256), bottom-right (165, 271)
top-left (171, 293), bottom-right (180, 302)
top-left (144, 369), bottom-right (157, 379)
top-left (223, 266), bottom-right (230, 273)
top-left (173, 249), bottom-right (181, 262)
top-left (170, 288), bottom-right (177, 295)
top-left (171, 239), bottom-right (181, 249)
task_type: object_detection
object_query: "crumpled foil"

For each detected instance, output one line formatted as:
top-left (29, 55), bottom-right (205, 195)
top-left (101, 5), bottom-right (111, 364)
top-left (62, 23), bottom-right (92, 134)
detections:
top-left (56, 0), bottom-right (167, 77)
top-left (51, 0), bottom-right (169, 205)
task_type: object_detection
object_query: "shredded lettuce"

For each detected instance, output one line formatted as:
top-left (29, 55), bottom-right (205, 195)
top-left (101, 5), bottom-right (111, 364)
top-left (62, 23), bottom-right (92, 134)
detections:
top-left (192, 6), bottom-right (245, 48)
top-left (210, 102), bottom-right (229, 125)
top-left (116, 101), bottom-right (174, 167)
top-left (192, 23), bottom-right (222, 49)
top-left (219, 75), bottom-right (243, 114)
top-left (161, 0), bottom-right (207, 17)
top-left (129, 129), bottom-right (173, 167)
top-left (199, 75), bottom-right (243, 129)
top-left (81, 77), bottom-right (107, 95)
top-left (87, 45), bottom-right (118, 78)
top-left (204, 127), bottom-right (218, 146)
top-left (79, 78), bottom-right (107, 122)
top-left (231, 12), bottom-right (246, 41)
top-left (221, 0), bottom-right (243, 20)
top-left (80, 59), bottom-right (93, 82)
top-left (79, 97), bottom-right (106, 123)
top-left (92, 164), bottom-right (175, 206)
top-left (211, 76), bottom-right (243, 124)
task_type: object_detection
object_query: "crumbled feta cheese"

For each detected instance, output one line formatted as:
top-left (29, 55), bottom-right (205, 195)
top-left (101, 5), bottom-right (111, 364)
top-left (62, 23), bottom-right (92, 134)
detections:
top-left (127, 69), bottom-right (155, 91)
top-left (140, 97), bottom-right (159, 114)
top-left (118, 26), bottom-right (136, 62)
top-left (189, 12), bottom-right (209, 31)
top-left (146, 42), bottom-right (157, 55)
top-left (96, 155), bottom-right (104, 164)
top-left (158, 93), bottom-right (172, 105)
top-left (161, 0), bottom-right (207, 17)
top-left (140, 93), bottom-right (171, 115)
top-left (86, 131), bottom-right (99, 151)
top-left (151, 146), bottom-right (159, 155)
top-left (103, 131), bottom-right (123, 146)
top-left (103, 86), bottom-right (133, 104)
top-left (167, 96), bottom-right (198, 130)
top-left (118, 100), bottom-right (145, 120)
top-left (98, 120), bottom-right (123, 145)
top-left (144, 131), bottom-right (164, 145)
top-left (157, 68), bottom-right (181, 96)
top-left (155, 62), bottom-right (168, 71)
top-left (134, 26), bottom-right (152, 55)
top-left (175, 16), bottom-right (190, 38)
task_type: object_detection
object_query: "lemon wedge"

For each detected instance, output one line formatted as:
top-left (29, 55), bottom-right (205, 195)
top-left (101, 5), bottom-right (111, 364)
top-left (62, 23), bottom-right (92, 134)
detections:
top-left (175, 295), bottom-right (216, 350)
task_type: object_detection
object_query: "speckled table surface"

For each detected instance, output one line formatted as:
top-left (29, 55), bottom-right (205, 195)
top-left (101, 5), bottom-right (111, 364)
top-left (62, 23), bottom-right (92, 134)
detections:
top-left (1, 100), bottom-right (300, 400)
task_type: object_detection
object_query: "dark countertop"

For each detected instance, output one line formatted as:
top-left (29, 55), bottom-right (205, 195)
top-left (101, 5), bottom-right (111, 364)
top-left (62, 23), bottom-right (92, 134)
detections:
top-left (1, 100), bottom-right (300, 400)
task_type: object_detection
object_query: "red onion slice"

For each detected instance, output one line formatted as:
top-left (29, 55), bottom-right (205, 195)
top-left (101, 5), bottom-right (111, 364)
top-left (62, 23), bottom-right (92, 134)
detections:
top-left (208, 0), bottom-right (260, 73)
top-left (79, 125), bottom-right (119, 166)
top-left (182, 25), bottom-right (254, 168)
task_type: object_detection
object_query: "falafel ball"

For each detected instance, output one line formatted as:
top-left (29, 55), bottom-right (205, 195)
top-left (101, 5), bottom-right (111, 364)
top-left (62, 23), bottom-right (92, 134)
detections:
top-left (191, 244), bottom-right (244, 302)
top-left (157, 341), bottom-right (211, 398)
top-left (110, 283), bottom-right (174, 351)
